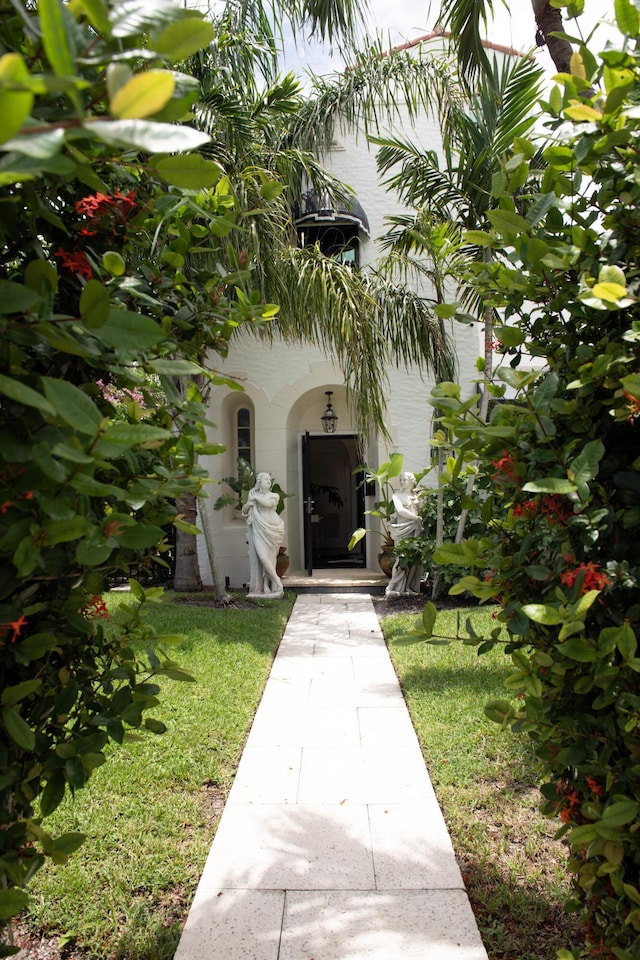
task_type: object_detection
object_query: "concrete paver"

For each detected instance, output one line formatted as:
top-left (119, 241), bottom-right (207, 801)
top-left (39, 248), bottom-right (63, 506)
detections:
top-left (174, 593), bottom-right (488, 960)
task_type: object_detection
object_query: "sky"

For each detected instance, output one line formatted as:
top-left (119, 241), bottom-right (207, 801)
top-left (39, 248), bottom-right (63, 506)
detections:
top-left (282, 1), bottom-right (618, 80)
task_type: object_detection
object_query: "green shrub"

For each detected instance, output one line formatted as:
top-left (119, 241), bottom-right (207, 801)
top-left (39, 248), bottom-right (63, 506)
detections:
top-left (0, 2), bottom-right (277, 946)
top-left (424, 9), bottom-right (640, 956)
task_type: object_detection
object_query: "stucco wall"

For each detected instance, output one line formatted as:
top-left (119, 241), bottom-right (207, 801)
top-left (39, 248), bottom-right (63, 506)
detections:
top-left (196, 95), bottom-right (484, 587)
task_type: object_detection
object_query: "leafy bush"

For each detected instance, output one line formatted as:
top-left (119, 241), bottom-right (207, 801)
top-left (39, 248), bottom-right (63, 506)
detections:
top-left (0, 1), bottom-right (277, 946)
top-left (421, 8), bottom-right (640, 956)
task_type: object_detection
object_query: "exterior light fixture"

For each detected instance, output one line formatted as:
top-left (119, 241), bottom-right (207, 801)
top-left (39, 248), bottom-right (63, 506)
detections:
top-left (320, 391), bottom-right (338, 434)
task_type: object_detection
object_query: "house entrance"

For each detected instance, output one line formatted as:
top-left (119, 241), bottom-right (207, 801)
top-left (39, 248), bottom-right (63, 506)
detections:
top-left (302, 433), bottom-right (366, 573)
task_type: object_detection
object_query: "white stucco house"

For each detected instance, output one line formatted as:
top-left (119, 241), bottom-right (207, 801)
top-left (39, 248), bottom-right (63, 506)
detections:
top-left (197, 34), bottom-right (527, 588)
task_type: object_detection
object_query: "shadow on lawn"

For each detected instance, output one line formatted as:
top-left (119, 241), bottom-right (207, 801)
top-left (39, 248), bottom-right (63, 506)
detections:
top-left (463, 856), bottom-right (584, 960)
top-left (396, 662), bottom-right (512, 700)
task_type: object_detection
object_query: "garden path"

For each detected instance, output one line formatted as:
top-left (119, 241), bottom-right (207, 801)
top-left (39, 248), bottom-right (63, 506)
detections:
top-left (174, 592), bottom-right (488, 960)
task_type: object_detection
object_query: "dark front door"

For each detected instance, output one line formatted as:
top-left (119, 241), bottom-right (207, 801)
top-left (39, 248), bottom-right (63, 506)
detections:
top-left (301, 433), bottom-right (366, 571)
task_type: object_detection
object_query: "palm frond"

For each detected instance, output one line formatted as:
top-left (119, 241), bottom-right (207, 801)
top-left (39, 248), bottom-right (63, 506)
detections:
top-left (288, 41), bottom-right (462, 154)
top-left (436, 0), bottom-right (495, 87)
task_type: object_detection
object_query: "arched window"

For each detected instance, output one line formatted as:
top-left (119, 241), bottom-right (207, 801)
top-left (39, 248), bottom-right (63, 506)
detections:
top-left (237, 407), bottom-right (252, 465)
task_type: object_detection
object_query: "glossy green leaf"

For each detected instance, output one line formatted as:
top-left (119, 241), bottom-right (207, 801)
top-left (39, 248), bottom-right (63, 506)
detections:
top-left (95, 310), bottom-right (166, 351)
top-left (152, 18), bottom-right (215, 60)
top-left (484, 700), bottom-right (516, 725)
top-left (568, 440), bottom-right (604, 486)
top-left (100, 423), bottom-right (172, 447)
top-left (39, 0), bottom-right (75, 80)
top-left (53, 831), bottom-right (86, 855)
top-left (155, 154), bottom-right (223, 189)
top-left (0, 53), bottom-right (35, 144)
top-left (0, 887), bottom-right (30, 921)
top-left (421, 601), bottom-right (437, 639)
top-left (557, 637), bottom-right (599, 662)
top-left (617, 623), bottom-right (638, 661)
top-left (463, 229), bottom-right (493, 246)
top-left (522, 478), bottom-right (577, 494)
top-left (494, 325), bottom-right (525, 347)
top-left (24, 258), bottom-right (58, 294)
top-left (0, 374), bottom-right (55, 415)
top-left (40, 769), bottom-right (66, 817)
top-left (521, 604), bottom-right (564, 625)
top-left (71, 0), bottom-right (111, 35)
top-left (80, 279), bottom-right (110, 328)
top-left (3, 705), bottom-right (35, 749)
top-left (1, 678), bottom-right (42, 707)
top-left (87, 119), bottom-right (210, 153)
top-left (592, 281), bottom-right (628, 303)
top-left (0, 279), bottom-right (42, 314)
top-left (41, 378), bottom-right (103, 435)
top-left (110, 71), bottom-right (175, 120)
top-left (602, 799), bottom-right (639, 826)
top-left (615, 0), bottom-right (640, 35)
top-left (44, 516), bottom-right (90, 545)
top-left (149, 358), bottom-right (204, 375)
top-left (486, 208), bottom-right (530, 237)
top-left (102, 251), bottom-right (126, 276)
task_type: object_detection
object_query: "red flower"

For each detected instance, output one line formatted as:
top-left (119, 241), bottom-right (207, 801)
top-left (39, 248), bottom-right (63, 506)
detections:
top-left (540, 494), bottom-right (572, 525)
top-left (560, 561), bottom-right (611, 594)
top-left (0, 614), bottom-right (28, 643)
top-left (623, 390), bottom-right (640, 424)
top-left (75, 190), bottom-right (138, 239)
top-left (490, 449), bottom-right (519, 483)
top-left (54, 247), bottom-right (93, 280)
top-left (512, 499), bottom-right (538, 518)
top-left (81, 596), bottom-right (109, 621)
top-left (585, 775), bottom-right (604, 796)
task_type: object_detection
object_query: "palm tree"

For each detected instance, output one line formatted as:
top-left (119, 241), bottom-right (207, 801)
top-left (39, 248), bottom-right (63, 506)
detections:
top-left (371, 50), bottom-right (545, 541)
top-left (193, 33), bottom-right (463, 431)
top-left (437, 0), bottom-right (592, 85)
top-left (171, 17), bottom-right (467, 594)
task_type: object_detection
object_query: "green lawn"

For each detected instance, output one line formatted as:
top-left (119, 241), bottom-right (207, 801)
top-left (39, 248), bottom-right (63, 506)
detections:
top-left (383, 605), bottom-right (583, 959)
top-left (23, 591), bottom-right (295, 960)
top-left (20, 595), bottom-right (581, 960)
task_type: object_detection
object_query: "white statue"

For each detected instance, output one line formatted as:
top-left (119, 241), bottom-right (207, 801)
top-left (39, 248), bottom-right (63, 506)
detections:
top-left (385, 471), bottom-right (424, 599)
top-left (242, 472), bottom-right (285, 599)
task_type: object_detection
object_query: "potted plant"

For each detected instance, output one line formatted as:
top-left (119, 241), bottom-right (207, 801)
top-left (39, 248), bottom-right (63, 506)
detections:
top-left (348, 453), bottom-right (404, 574)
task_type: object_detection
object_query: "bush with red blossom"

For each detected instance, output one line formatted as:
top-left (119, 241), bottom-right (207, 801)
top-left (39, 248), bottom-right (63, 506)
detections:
top-left (422, 12), bottom-right (640, 957)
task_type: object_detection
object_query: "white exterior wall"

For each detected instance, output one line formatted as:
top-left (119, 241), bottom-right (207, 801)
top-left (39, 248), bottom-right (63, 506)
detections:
top-left (197, 92), bottom-right (484, 587)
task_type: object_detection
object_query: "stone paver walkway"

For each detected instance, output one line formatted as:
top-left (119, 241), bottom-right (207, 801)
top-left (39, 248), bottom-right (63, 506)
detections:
top-left (174, 593), bottom-right (488, 960)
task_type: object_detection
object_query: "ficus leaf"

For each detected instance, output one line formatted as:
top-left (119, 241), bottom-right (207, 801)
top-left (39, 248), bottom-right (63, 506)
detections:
top-left (41, 377), bottom-right (103, 435)
top-left (152, 18), bottom-right (215, 60)
top-left (0, 53), bottom-right (34, 144)
top-left (110, 71), bottom-right (175, 120)
top-left (155, 154), bottom-right (223, 189)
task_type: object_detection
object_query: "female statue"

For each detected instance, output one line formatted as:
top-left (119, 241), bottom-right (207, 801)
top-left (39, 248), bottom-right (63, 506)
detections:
top-left (385, 471), bottom-right (424, 599)
top-left (242, 472), bottom-right (285, 598)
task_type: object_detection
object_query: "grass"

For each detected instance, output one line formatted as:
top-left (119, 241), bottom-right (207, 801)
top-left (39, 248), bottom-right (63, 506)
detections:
top-left (19, 594), bottom-right (583, 960)
top-left (382, 604), bottom-right (584, 960)
top-left (21, 590), bottom-right (295, 960)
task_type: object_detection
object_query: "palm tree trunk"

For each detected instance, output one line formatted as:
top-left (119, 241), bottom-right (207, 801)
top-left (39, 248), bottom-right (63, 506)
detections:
top-left (431, 445), bottom-right (446, 599)
top-left (173, 492), bottom-right (203, 592)
top-left (531, 0), bottom-right (573, 75)
top-left (198, 494), bottom-right (233, 604)
top-left (455, 251), bottom-right (493, 544)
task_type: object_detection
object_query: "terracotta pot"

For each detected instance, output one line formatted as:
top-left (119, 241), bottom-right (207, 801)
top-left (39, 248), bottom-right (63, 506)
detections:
top-left (276, 546), bottom-right (290, 577)
top-left (378, 542), bottom-right (394, 578)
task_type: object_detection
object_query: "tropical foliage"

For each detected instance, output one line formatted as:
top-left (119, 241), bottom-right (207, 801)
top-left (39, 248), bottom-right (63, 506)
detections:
top-left (0, 0), bottom-right (289, 945)
top-left (417, 5), bottom-right (640, 954)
